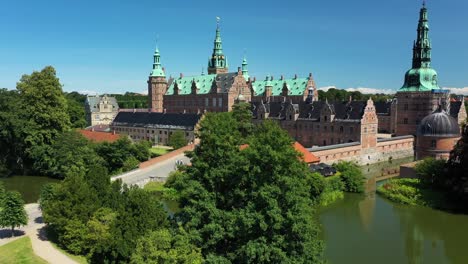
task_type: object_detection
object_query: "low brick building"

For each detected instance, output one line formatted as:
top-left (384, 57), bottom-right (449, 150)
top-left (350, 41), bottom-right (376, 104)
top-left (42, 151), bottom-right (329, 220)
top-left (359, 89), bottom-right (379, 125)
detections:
top-left (111, 112), bottom-right (202, 145)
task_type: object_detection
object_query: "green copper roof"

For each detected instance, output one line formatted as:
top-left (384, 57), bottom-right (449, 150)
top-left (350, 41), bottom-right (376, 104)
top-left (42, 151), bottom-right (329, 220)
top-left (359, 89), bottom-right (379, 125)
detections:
top-left (252, 76), bottom-right (309, 96)
top-left (150, 47), bottom-right (165, 77)
top-left (400, 68), bottom-right (439, 92)
top-left (208, 23), bottom-right (228, 71)
top-left (166, 75), bottom-right (216, 95)
top-left (400, 3), bottom-right (439, 92)
top-left (242, 56), bottom-right (249, 81)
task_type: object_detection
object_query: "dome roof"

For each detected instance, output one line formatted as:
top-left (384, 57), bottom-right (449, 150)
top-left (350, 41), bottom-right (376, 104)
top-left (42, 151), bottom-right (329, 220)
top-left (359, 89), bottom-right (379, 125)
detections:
top-left (417, 107), bottom-right (460, 137)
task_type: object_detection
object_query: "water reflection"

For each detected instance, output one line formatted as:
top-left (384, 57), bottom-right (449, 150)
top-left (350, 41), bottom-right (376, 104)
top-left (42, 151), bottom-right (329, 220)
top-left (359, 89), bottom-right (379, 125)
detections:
top-left (320, 193), bottom-right (468, 264)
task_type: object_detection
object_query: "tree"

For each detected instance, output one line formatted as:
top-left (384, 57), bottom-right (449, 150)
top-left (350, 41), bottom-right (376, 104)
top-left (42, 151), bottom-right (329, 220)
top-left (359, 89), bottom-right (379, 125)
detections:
top-left (0, 182), bottom-right (5, 205)
top-left (232, 102), bottom-right (254, 139)
top-left (414, 157), bottom-right (446, 186)
top-left (446, 124), bottom-right (468, 202)
top-left (131, 227), bottom-right (203, 264)
top-left (31, 131), bottom-right (103, 178)
top-left (66, 98), bottom-right (87, 128)
top-left (168, 113), bottom-right (324, 263)
top-left (0, 191), bottom-right (28, 236)
top-left (168, 131), bottom-right (187, 149)
top-left (334, 161), bottom-right (365, 193)
top-left (16, 66), bottom-right (70, 149)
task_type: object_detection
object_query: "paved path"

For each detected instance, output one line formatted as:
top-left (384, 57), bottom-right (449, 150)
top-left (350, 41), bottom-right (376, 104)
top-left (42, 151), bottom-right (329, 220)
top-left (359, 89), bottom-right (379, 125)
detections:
top-left (0, 204), bottom-right (77, 264)
top-left (112, 152), bottom-right (189, 186)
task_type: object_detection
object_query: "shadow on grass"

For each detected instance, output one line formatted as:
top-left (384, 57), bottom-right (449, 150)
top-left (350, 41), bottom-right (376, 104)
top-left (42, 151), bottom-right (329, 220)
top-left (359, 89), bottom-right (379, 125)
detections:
top-left (0, 229), bottom-right (25, 239)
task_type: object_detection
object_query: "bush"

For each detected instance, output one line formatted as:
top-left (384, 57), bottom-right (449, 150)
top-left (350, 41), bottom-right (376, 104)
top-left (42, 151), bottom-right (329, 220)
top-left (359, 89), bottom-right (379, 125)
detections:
top-left (122, 156), bottom-right (140, 172)
top-left (415, 157), bottom-right (446, 186)
top-left (334, 161), bottom-right (365, 193)
top-left (377, 179), bottom-right (423, 206)
top-left (319, 190), bottom-right (344, 207)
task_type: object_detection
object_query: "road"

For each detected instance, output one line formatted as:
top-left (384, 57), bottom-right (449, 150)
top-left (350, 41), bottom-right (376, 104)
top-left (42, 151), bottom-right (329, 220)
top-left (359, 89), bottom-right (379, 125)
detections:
top-left (111, 152), bottom-right (190, 186)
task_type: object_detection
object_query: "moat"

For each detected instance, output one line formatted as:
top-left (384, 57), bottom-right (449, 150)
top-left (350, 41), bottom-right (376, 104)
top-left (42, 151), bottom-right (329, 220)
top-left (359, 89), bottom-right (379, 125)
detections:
top-left (2, 158), bottom-right (468, 263)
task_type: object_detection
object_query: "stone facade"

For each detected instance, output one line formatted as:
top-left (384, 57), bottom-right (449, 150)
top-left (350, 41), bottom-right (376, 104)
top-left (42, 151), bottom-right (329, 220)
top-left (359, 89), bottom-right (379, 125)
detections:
top-left (111, 112), bottom-right (202, 146)
top-left (85, 95), bottom-right (119, 126)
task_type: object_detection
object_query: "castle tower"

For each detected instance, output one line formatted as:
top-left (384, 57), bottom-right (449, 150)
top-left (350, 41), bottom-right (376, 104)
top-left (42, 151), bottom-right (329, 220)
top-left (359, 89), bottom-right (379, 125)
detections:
top-left (207, 18), bottom-right (228, 74)
top-left (395, 2), bottom-right (449, 136)
top-left (148, 46), bottom-right (168, 112)
top-left (241, 56), bottom-right (249, 81)
top-left (361, 98), bottom-right (378, 149)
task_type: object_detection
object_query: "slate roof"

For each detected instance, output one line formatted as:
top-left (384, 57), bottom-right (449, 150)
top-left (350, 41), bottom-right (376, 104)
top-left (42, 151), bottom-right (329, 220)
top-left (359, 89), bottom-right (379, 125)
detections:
top-left (417, 108), bottom-right (460, 137)
top-left (374, 101), bottom-right (392, 115)
top-left (215, 72), bottom-right (237, 93)
top-left (252, 100), bottom-right (367, 122)
top-left (112, 112), bottom-right (202, 129)
top-left (85, 95), bottom-right (119, 113)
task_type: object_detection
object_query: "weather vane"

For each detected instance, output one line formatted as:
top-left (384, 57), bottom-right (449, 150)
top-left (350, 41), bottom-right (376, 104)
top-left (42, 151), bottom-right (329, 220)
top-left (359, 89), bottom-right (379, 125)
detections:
top-left (216, 16), bottom-right (221, 28)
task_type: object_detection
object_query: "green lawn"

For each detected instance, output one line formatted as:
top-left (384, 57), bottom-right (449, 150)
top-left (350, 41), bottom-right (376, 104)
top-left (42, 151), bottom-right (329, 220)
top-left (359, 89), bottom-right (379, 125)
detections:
top-left (144, 181), bottom-right (165, 192)
top-left (50, 242), bottom-right (88, 264)
top-left (150, 147), bottom-right (172, 156)
top-left (0, 236), bottom-right (47, 264)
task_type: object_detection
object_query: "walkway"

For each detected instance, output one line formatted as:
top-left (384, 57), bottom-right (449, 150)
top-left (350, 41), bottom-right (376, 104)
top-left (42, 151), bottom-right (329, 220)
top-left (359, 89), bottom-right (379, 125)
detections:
top-left (0, 204), bottom-right (77, 264)
top-left (112, 152), bottom-right (189, 187)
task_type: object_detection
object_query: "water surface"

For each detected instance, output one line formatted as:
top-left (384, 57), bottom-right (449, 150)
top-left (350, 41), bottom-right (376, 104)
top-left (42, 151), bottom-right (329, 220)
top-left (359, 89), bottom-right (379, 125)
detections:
top-left (0, 176), bottom-right (59, 203)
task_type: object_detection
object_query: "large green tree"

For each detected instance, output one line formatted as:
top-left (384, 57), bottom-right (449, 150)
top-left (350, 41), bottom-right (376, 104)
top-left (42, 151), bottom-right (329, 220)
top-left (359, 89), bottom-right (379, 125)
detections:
top-left (131, 227), bottom-right (203, 264)
top-left (31, 131), bottom-right (103, 178)
top-left (334, 161), bottom-right (365, 193)
top-left (0, 191), bottom-right (28, 236)
top-left (168, 131), bottom-right (187, 149)
top-left (168, 111), bottom-right (324, 263)
top-left (446, 125), bottom-right (468, 203)
top-left (16, 66), bottom-right (71, 149)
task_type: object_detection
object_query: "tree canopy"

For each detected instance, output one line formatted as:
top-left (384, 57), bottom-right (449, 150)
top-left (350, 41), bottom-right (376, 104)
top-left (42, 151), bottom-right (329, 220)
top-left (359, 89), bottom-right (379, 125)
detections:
top-left (0, 190), bottom-right (28, 236)
top-left (168, 131), bottom-right (187, 149)
top-left (167, 108), bottom-right (324, 263)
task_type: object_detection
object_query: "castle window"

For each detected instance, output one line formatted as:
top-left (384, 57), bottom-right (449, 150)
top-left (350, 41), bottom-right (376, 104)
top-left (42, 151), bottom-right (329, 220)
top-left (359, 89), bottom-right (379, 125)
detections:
top-left (404, 118), bottom-right (408, 124)
top-left (324, 116), bottom-right (328, 122)
top-left (340, 126), bottom-right (344, 133)
top-left (218, 98), bottom-right (222, 107)
top-left (431, 140), bottom-right (436, 148)
top-left (205, 98), bottom-right (209, 107)
top-left (213, 98), bottom-right (216, 107)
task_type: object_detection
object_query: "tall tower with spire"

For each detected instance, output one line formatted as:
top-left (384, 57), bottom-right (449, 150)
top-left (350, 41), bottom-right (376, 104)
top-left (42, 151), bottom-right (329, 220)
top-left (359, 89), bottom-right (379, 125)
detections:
top-left (394, 2), bottom-right (450, 136)
top-left (400, 2), bottom-right (439, 92)
top-left (241, 56), bottom-right (249, 81)
top-left (208, 18), bottom-right (228, 74)
top-left (148, 46), bottom-right (168, 112)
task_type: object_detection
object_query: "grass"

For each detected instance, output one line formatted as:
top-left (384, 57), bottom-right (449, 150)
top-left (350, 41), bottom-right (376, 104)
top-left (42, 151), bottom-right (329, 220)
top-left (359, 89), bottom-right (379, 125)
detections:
top-left (144, 181), bottom-right (166, 192)
top-left (50, 242), bottom-right (88, 264)
top-left (150, 147), bottom-right (172, 156)
top-left (377, 178), bottom-right (451, 210)
top-left (0, 236), bottom-right (47, 264)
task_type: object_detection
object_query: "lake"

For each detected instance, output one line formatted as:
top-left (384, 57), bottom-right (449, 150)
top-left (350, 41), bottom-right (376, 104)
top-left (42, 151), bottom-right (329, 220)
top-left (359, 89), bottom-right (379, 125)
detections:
top-left (0, 176), bottom-right (59, 203)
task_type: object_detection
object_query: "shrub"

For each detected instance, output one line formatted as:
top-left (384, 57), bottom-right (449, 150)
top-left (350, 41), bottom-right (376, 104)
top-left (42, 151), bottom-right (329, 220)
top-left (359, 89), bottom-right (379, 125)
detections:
top-left (334, 161), bottom-right (365, 193)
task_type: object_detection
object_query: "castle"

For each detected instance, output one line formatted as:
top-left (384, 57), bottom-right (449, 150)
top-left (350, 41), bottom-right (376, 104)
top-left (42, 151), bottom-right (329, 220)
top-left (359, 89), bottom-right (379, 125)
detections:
top-left (134, 3), bottom-right (466, 161)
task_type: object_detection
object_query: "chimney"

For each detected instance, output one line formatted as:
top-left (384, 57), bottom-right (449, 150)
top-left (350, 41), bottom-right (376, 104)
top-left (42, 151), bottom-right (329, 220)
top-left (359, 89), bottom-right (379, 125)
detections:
top-left (162, 67), bottom-right (166, 73)
top-left (183, 109), bottom-right (186, 114)
top-left (163, 108), bottom-right (167, 114)
top-left (253, 77), bottom-right (256, 82)
top-left (281, 75), bottom-right (284, 80)
top-left (271, 76), bottom-right (274, 81)
top-left (294, 74), bottom-right (297, 79)
top-left (238, 67), bottom-right (241, 73)
top-left (309, 73), bottom-right (312, 78)
top-left (180, 73), bottom-right (183, 78)
top-left (112, 130), bottom-right (116, 135)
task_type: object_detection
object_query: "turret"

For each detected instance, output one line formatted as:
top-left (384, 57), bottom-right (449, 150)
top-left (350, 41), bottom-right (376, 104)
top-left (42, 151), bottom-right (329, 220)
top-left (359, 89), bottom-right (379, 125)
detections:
top-left (242, 56), bottom-right (249, 81)
top-left (148, 45), bottom-right (167, 112)
top-left (208, 17), bottom-right (229, 74)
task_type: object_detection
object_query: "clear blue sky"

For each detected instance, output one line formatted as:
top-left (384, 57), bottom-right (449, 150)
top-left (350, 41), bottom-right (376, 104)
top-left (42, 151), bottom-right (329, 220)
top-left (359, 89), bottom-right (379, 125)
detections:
top-left (1, 0), bottom-right (467, 94)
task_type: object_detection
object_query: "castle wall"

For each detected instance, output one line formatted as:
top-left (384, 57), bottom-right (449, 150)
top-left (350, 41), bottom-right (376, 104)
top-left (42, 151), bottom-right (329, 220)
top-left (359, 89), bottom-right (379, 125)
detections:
top-left (311, 136), bottom-right (414, 165)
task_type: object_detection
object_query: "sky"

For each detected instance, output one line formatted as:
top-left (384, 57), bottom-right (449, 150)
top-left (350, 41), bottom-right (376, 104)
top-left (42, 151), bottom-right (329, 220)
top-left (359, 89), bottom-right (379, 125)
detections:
top-left (1, 0), bottom-right (467, 95)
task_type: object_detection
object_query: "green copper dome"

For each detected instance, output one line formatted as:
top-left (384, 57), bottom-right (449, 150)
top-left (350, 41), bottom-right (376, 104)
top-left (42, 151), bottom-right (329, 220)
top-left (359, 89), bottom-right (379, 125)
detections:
top-left (400, 3), bottom-right (439, 92)
top-left (150, 47), bottom-right (165, 77)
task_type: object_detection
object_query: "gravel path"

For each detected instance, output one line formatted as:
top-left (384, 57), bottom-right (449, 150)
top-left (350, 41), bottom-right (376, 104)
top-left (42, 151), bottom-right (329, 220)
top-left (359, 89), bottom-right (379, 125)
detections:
top-left (0, 204), bottom-right (78, 264)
